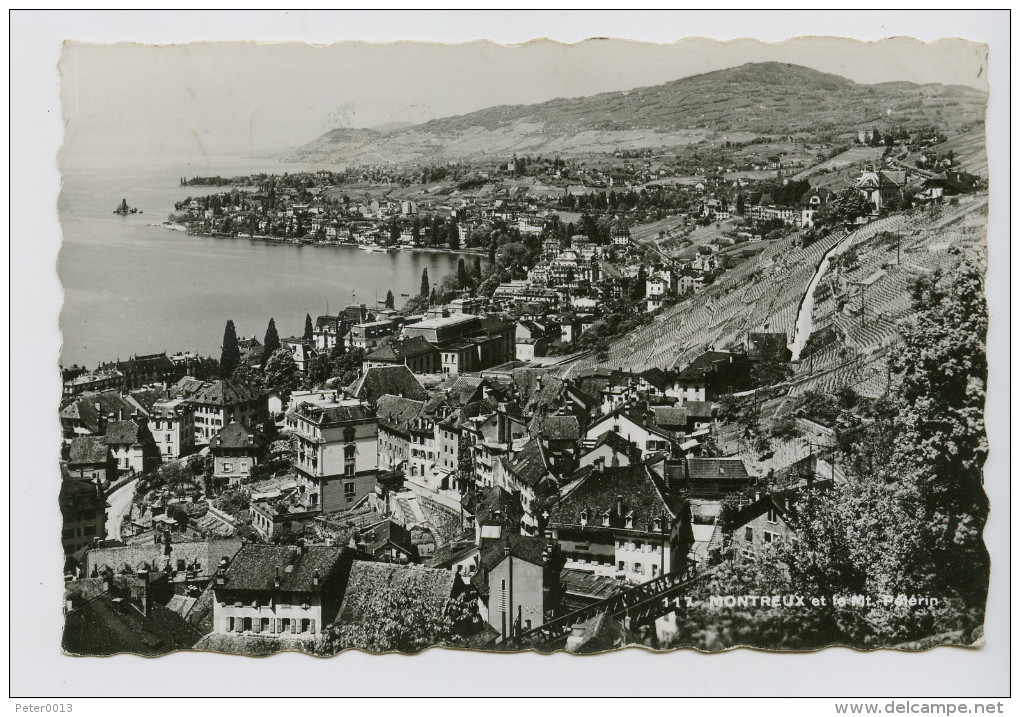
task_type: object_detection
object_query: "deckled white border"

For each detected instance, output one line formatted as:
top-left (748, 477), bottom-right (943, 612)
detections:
top-left (9, 9), bottom-right (1010, 698)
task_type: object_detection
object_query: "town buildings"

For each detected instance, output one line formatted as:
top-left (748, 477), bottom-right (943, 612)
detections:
top-left (169, 377), bottom-right (269, 445)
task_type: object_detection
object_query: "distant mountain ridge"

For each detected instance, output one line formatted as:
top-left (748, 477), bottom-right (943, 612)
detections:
top-left (285, 62), bottom-right (987, 165)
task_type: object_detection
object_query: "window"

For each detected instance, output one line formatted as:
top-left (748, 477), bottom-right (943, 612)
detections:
top-left (651, 564), bottom-right (659, 577)
top-left (344, 482), bottom-right (356, 498)
top-left (617, 561), bottom-right (625, 571)
top-left (764, 531), bottom-right (779, 545)
top-left (744, 527), bottom-right (753, 543)
top-left (221, 462), bottom-right (233, 473)
top-left (766, 508), bottom-right (779, 524)
top-left (634, 563), bottom-right (643, 575)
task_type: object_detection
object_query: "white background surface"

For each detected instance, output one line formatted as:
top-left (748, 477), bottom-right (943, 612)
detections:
top-left (8, 9), bottom-right (1011, 698)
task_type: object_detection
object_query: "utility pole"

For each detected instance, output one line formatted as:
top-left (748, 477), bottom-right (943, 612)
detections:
top-left (859, 284), bottom-right (866, 328)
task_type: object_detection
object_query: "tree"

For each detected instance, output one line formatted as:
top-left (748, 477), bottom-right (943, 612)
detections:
top-left (232, 363), bottom-right (266, 392)
top-left (385, 290), bottom-right (395, 309)
top-left (264, 347), bottom-right (300, 398)
top-left (330, 346), bottom-right (366, 386)
top-left (305, 352), bottom-right (332, 388)
top-left (420, 267), bottom-right (430, 298)
top-left (457, 258), bottom-right (468, 288)
top-left (303, 313), bottom-right (314, 342)
top-left (472, 256), bottom-right (483, 280)
top-left (261, 318), bottom-right (280, 366)
top-left (447, 219), bottom-right (461, 250)
top-left (818, 187), bottom-right (873, 228)
top-left (316, 585), bottom-right (480, 654)
top-left (736, 192), bottom-right (746, 216)
top-left (631, 265), bottom-right (648, 300)
top-left (686, 265), bottom-right (989, 649)
top-left (220, 320), bottom-right (241, 377)
top-left (883, 264), bottom-right (988, 612)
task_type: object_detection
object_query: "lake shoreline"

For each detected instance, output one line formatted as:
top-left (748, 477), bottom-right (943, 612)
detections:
top-left (168, 225), bottom-right (490, 257)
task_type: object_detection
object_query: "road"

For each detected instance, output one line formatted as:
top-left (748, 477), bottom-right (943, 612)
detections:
top-left (105, 478), bottom-right (138, 542)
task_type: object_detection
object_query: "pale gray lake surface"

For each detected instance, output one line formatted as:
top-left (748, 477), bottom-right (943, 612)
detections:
top-left (58, 154), bottom-right (474, 367)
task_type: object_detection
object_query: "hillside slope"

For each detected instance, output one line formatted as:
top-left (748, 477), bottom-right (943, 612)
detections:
top-left (286, 62), bottom-right (987, 164)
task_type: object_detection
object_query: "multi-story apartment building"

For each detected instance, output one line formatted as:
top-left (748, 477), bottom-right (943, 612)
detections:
top-left (149, 397), bottom-right (196, 460)
top-left (348, 320), bottom-right (398, 351)
top-left (286, 398), bottom-right (379, 512)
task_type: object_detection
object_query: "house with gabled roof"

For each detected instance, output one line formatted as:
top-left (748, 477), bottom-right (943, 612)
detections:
top-left (546, 463), bottom-right (693, 584)
top-left (211, 544), bottom-right (356, 641)
top-left (63, 572), bottom-right (203, 656)
top-left (684, 456), bottom-right (752, 498)
top-left (209, 421), bottom-right (266, 487)
top-left (583, 406), bottom-right (675, 459)
top-left (528, 412), bottom-right (581, 475)
top-left (725, 492), bottom-right (800, 560)
top-left (474, 528), bottom-right (562, 638)
top-left (346, 365), bottom-right (428, 404)
top-left (492, 438), bottom-right (557, 533)
top-left (577, 430), bottom-right (639, 471)
top-left (67, 435), bottom-right (115, 485)
top-left (375, 394), bottom-right (425, 474)
top-left (103, 416), bottom-right (159, 477)
top-left (363, 336), bottom-right (440, 374)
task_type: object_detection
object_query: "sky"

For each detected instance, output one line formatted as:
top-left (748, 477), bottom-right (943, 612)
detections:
top-left (59, 36), bottom-right (988, 158)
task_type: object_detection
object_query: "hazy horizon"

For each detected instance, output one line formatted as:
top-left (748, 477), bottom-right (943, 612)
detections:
top-left (60, 37), bottom-right (987, 159)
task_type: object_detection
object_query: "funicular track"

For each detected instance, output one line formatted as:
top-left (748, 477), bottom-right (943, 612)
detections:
top-left (500, 566), bottom-right (712, 652)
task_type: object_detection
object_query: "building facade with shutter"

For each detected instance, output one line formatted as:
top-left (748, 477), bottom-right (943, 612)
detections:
top-left (211, 545), bottom-right (354, 641)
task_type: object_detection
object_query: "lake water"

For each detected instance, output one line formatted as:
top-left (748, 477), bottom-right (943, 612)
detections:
top-left (58, 154), bottom-right (474, 367)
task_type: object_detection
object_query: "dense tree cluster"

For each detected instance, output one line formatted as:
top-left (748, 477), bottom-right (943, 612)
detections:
top-left (668, 265), bottom-right (988, 650)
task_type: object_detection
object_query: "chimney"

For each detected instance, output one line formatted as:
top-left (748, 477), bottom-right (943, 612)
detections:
top-left (754, 491), bottom-right (761, 502)
top-left (784, 498), bottom-right (790, 511)
top-left (274, 567), bottom-right (281, 589)
top-left (312, 570), bottom-right (321, 588)
top-left (615, 495), bottom-right (624, 518)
